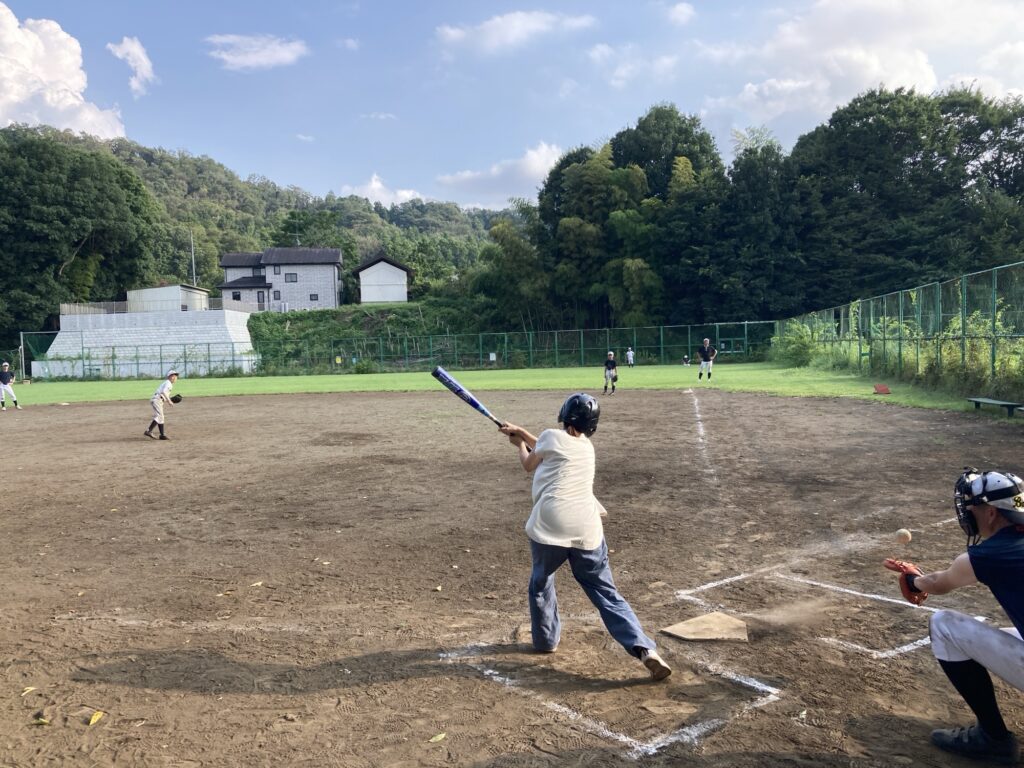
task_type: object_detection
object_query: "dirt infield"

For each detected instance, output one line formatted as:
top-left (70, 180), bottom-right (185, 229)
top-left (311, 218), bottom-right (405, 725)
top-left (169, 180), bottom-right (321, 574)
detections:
top-left (2, 387), bottom-right (1023, 766)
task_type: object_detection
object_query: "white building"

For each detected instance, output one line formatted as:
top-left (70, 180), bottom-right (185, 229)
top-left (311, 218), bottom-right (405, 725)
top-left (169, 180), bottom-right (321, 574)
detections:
top-left (355, 255), bottom-right (412, 303)
top-left (33, 285), bottom-right (256, 379)
top-left (219, 247), bottom-right (343, 311)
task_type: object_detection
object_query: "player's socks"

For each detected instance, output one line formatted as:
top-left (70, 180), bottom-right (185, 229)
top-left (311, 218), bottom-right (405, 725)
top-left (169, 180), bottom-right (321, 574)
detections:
top-left (158, 424), bottom-right (165, 437)
top-left (938, 659), bottom-right (1011, 739)
top-left (698, 373), bottom-right (702, 380)
top-left (708, 373), bottom-right (712, 379)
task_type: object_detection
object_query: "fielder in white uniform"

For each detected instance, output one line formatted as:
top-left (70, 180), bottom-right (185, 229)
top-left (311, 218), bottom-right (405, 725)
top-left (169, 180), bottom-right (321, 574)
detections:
top-left (0, 362), bottom-right (20, 410)
top-left (144, 370), bottom-right (178, 440)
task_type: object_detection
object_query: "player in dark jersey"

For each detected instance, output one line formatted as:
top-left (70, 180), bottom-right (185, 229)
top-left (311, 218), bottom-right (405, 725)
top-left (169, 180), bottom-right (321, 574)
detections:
top-left (696, 338), bottom-right (716, 380)
top-left (885, 468), bottom-right (1024, 763)
top-left (0, 361), bottom-right (21, 410)
top-left (603, 351), bottom-right (617, 395)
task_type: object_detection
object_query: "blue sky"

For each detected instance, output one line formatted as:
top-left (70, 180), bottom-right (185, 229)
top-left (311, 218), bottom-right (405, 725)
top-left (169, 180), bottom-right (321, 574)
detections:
top-left (2, 1), bottom-right (1023, 210)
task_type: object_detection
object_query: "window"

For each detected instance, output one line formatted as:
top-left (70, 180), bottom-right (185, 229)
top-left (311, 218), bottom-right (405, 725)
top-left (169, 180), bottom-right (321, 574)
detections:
top-left (252, 266), bottom-right (265, 276)
top-left (273, 290), bottom-right (281, 300)
top-left (231, 291), bottom-right (241, 301)
top-left (273, 265), bottom-right (281, 275)
top-left (309, 293), bottom-right (319, 302)
top-left (284, 273), bottom-right (298, 283)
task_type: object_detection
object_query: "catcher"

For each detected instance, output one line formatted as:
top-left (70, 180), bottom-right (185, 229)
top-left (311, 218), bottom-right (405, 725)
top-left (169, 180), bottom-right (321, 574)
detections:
top-left (885, 468), bottom-right (1024, 763)
top-left (144, 370), bottom-right (181, 440)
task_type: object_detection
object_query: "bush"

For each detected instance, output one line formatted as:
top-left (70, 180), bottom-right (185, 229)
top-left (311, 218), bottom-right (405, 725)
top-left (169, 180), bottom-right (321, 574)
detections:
top-left (352, 359), bottom-right (380, 374)
top-left (770, 322), bottom-right (814, 367)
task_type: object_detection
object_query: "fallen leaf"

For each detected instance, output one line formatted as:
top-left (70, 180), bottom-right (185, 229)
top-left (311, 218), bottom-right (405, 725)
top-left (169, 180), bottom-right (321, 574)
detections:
top-left (89, 711), bottom-right (105, 726)
top-left (429, 732), bottom-right (446, 743)
top-left (20, 687), bottom-right (36, 696)
top-left (31, 717), bottom-right (49, 726)
top-left (249, 581), bottom-right (263, 587)
top-left (433, 586), bottom-right (442, 592)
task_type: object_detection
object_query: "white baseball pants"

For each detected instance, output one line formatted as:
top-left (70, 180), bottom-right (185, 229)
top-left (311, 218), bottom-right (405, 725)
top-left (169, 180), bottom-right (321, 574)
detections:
top-left (931, 609), bottom-right (1024, 692)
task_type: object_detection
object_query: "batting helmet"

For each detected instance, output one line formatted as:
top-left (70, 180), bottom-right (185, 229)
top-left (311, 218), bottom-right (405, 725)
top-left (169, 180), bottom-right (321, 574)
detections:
top-left (558, 393), bottom-right (600, 437)
top-left (954, 467), bottom-right (1024, 541)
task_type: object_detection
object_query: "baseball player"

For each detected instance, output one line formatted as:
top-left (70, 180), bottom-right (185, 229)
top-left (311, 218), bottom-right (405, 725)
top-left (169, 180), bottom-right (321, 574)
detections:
top-left (0, 362), bottom-right (21, 410)
top-left (885, 468), bottom-right (1024, 763)
top-left (603, 351), bottom-right (617, 395)
top-left (499, 393), bottom-right (671, 681)
top-left (625, 347), bottom-right (635, 368)
top-left (696, 338), bottom-right (717, 380)
top-left (144, 370), bottom-right (178, 440)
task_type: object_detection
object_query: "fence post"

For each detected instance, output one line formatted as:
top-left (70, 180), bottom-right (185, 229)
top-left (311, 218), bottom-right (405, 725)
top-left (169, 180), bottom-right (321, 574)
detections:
top-left (528, 331), bottom-right (534, 367)
top-left (479, 333), bottom-right (483, 366)
top-left (936, 282), bottom-right (942, 373)
top-left (992, 267), bottom-right (999, 379)
top-left (660, 326), bottom-right (665, 364)
top-left (744, 322), bottom-right (749, 360)
top-left (555, 333), bottom-right (559, 367)
top-left (579, 330), bottom-right (584, 367)
top-left (687, 326), bottom-right (691, 363)
top-left (961, 278), bottom-right (967, 368)
top-left (898, 291), bottom-right (904, 377)
top-left (504, 332), bottom-right (508, 366)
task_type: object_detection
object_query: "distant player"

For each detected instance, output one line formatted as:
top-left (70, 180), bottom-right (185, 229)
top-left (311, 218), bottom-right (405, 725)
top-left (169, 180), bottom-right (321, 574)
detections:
top-left (144, 370), bottom-right (178, 440)
top-left (696, 338), bottom-right (717, 380)
top-left (0, 362), bottom-right (21, 410)
top-left (625, 347), bottom-right (635, 368)
top-left (682, 355), bottom-right (690, 367)
top-left (603, 351), bottom-right (617, 395)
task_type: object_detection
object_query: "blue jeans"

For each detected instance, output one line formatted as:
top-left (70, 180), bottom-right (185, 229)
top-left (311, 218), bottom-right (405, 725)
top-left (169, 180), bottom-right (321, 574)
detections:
top-left (528, 538), bottom-right (655, 658)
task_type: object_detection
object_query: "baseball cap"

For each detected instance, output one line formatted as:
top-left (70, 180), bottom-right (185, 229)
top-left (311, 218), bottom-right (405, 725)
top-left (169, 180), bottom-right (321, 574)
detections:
top-left (167, 369), bottom-right (179, 377)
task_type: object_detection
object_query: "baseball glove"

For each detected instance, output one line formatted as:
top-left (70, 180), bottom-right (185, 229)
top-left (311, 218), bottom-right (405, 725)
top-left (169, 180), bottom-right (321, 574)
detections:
top-left (170, 394), bottom-right (183, 404)
top-left (883, 558), bottom-right (928, 605)
top-left (612, 374), bottom-right (618, 383)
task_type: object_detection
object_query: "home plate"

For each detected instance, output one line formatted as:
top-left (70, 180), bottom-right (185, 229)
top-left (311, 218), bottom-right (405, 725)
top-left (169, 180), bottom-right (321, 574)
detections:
top-left (662, 612), bottom-right (748, 642)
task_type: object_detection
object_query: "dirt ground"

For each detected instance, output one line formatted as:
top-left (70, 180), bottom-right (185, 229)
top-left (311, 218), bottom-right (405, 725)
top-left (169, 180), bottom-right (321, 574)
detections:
top-left (2, 384), bottom-right (1024, 767)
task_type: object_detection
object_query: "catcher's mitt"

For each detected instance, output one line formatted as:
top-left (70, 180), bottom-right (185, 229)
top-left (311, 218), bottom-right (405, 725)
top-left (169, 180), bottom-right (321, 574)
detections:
top-left (883, 558), bottom-right (928, 605)
top-left (170, 394), bottom-right (183, 404)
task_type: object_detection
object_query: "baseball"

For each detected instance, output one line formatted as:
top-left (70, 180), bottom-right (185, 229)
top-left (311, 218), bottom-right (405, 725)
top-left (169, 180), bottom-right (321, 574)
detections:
top-left (896, 528), bottom-right (912, 544)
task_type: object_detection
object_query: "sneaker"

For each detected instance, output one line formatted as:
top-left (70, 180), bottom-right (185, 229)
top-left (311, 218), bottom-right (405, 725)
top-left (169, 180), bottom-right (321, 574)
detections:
top-left (159, 435), bottom-right (170, 440)
top-left (15, 405), bottom-right (22, 410)
top-left (1, 406), bottom-right (5, 411)
top-left (534, 645), bottom-right (558, 654)
top-left (144, 430), bottom-right (156, 439)
top-left (639, 649), bottom-right (672, 681)
top-left (931, 725), bottom-right (1019, 764)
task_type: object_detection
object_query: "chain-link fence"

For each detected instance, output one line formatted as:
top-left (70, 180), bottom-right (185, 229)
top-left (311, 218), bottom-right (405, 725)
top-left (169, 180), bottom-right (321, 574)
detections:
top-left (21, 322), bottom-right (777, 379)
top-left (777, 261), bottom-right (1024, 400)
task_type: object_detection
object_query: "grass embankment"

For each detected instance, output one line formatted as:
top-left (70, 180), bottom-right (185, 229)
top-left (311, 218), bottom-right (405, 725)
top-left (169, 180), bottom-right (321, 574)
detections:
top-left (18, 363), bottom-right (978, 414)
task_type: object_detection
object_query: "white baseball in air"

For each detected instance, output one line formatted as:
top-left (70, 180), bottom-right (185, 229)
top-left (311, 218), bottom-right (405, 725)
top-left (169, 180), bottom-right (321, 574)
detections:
top-left (896, 528), bottom-right (912, 544)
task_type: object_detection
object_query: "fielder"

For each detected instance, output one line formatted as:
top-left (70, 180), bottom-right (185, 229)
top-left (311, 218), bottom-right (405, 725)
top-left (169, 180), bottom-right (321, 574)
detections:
top-left (0, 362), bottom-right (21, 410)
top-left (499, 393), bottom-right (672, 681)
top-left (885, 468), bottom-right (1024, 763)
top-left (625, 347), bottom-right (635, 368)
top-left (603, 351), bottom-right (618, 395)
top-left (144, 370), bottom-right (179, 440)
top-left (696, 338), bottom-right (717, 380)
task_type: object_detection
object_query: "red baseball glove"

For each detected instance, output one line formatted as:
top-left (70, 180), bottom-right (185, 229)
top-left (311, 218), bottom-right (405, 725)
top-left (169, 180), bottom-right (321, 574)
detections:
top-left (883, 558), bottom-right (928, 605)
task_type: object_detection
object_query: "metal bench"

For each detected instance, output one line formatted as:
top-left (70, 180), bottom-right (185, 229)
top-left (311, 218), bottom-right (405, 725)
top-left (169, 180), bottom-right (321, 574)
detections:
top-left (967, 397), bottom-right (1024, 417)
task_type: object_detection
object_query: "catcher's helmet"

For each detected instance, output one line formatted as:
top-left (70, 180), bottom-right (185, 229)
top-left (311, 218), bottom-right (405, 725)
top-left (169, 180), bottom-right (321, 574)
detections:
top-left (954, 467), bottom-right (1024, 541)
top-left (558, 393), bottom-right (599, 437)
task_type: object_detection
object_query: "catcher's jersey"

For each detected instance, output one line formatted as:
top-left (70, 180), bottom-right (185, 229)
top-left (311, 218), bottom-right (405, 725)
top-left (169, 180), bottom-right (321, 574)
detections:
top-left (969, 526), bottom-right (1024, 634)
top-left (0, 371), bottom-right (13, 385)
top-left (526, 429), bottom-right (606, 550)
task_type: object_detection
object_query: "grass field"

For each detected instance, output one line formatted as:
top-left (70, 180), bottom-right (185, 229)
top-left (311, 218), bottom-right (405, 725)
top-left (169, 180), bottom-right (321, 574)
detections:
top-left (17, 362), bottom-right (978, 413)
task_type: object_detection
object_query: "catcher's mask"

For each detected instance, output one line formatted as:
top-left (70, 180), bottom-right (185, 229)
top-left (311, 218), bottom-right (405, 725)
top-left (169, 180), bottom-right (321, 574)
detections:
top-left (954, 467), bottom-right (1024, 543)
top-left (559, 393), bottom-right (600, 437)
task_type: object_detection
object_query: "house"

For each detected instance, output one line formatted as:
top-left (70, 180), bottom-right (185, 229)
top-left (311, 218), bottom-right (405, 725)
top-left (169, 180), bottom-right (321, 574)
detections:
top-left (355, 255), bottom-right (413, 303)
top-left (219, 247), bottom-right (343, 311)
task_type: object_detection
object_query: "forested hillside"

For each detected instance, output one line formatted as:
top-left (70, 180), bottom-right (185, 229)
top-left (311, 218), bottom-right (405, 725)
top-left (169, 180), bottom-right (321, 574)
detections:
top-left (2, 86), bottom-right (1023, 350)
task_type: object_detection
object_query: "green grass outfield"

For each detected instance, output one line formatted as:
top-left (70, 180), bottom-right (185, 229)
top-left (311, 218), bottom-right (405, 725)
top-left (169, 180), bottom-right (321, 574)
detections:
top-left (13, 363), bottom-right (986, 415)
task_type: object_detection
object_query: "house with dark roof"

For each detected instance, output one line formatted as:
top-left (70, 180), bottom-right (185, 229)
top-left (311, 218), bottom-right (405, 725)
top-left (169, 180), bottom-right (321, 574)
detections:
top-left (218, 247), bottom-right (343, 311)
top-left (354, 255), bottom-right (413, 303)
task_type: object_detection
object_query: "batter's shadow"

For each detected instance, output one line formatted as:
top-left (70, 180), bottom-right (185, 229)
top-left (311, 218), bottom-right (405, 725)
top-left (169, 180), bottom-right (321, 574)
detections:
top-left (70, 643), bottom-right (631, 695)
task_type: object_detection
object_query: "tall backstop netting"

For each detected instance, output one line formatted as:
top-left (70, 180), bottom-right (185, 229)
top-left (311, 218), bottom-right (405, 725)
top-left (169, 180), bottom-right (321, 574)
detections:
top-left (777, 261), bottom-right (1024, 400)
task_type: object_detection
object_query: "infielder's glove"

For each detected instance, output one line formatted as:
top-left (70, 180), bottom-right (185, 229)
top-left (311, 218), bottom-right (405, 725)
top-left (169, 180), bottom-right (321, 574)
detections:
top-left (170, 394), bottom-right (183, 404)
top-left (612, 374), bottom-right (618, 383)
top-left (883, 558), bottom-right (928, 605)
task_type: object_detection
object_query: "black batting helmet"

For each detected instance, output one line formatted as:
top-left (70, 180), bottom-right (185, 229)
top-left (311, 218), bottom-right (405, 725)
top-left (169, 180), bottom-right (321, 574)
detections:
top-left (558, 393), bottom-right (599, 437)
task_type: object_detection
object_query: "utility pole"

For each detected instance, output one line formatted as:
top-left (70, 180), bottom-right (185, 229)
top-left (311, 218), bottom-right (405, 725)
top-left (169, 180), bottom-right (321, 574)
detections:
top-left (190, 229), bottom-right (197, 286)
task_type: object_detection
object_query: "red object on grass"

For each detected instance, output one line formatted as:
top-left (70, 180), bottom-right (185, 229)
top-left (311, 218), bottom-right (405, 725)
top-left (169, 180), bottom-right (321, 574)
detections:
top-left (874, 384), bottom-right (891, 394)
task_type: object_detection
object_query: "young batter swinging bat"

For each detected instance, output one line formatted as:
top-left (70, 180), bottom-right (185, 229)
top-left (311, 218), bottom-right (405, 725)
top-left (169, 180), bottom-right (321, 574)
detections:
top-left (431, 366), bottom-right (505, 427)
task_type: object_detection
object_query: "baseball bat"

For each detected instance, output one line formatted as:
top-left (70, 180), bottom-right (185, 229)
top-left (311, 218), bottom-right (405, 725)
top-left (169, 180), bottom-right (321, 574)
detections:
top-left (431, 366), bottom-right (505, 427)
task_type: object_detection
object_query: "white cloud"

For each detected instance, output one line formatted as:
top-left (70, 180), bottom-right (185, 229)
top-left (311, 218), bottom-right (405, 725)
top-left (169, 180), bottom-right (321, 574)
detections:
top-left (699, 0), bottom-right (1024, 123)
top-left (205, 34), bottom-right (309, 71)
top-left (295, 133), bottom-right (314, 142)
top-left (339, 37), bottom-right (360, 51)
top-left (437, 11), bottom-right (595, 54)
top-left (340, 173), bottom-right (421, 206)
top-left (667, 3), bottom-right (696, 26)
top-left (360, 112), bottom-right (396, 120)
top-left (588, 44), bottom-right (678, 89)
top-left (0, 3), bottom-right (123, 137)
top-left (106, 36), bottom-right (155, 98)
top-left (437, 141), bottom-right (562, 204)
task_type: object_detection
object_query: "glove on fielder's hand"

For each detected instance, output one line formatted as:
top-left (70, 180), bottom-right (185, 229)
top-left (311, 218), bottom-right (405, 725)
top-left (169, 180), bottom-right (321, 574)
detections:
top-left (170, 394), bottom-right (183, 404)
top-left (884, 558), bottom-right (928, 605)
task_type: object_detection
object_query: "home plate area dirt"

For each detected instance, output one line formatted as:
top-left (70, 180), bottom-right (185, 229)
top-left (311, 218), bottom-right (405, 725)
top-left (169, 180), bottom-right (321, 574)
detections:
top-left (1, 388), bottom-right (1022, 766)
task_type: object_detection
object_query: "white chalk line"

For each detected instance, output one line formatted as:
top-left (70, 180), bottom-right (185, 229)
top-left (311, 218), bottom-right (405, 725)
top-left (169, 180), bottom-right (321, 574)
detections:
top-left (441, 642), bottom-right (780, 759)
top-left (774, 574), bottom-right (940, 613)
top-left (819, 636), bottom-right (931, 659)
top-left (690, 391), bottom-right (718, 485)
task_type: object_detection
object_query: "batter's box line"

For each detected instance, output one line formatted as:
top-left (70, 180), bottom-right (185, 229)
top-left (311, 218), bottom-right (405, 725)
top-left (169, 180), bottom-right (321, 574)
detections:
top-left (440, 643), bottom-right (780, 759)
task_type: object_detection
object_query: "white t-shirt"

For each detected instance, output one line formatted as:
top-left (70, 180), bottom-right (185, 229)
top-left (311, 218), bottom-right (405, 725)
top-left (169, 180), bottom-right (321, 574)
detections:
top-left (526, 429), bottom-right (606, 550)
top-left (152, 379), bottom-right (173, 401)
top-left (626, 349), bottom-right (634, 363)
